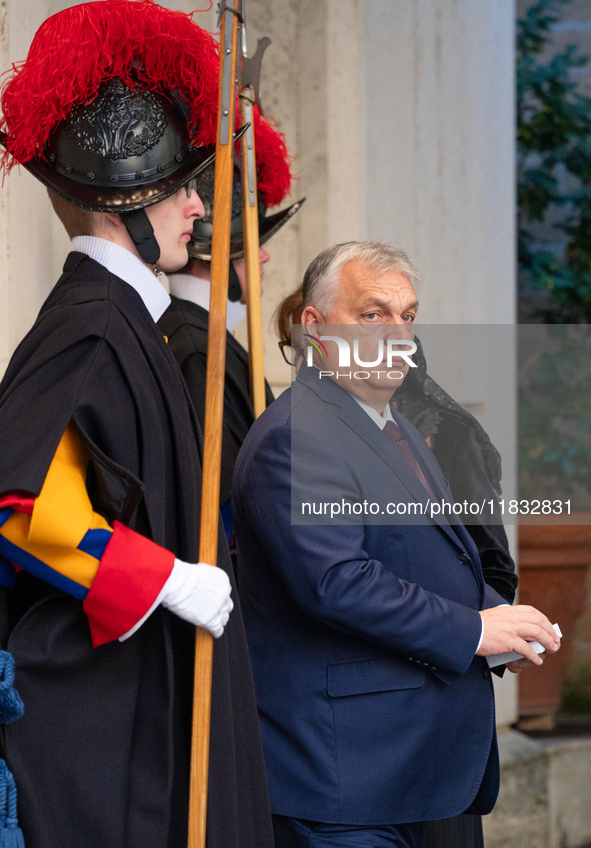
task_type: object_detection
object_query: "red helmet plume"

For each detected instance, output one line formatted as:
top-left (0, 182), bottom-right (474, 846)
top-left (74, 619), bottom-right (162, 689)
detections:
top-left (0, 0), bottom-right (220, 173)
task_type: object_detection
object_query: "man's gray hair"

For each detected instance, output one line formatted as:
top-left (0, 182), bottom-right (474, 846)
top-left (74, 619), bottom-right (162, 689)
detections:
top-left (301, 241), bottom-right (419, 316)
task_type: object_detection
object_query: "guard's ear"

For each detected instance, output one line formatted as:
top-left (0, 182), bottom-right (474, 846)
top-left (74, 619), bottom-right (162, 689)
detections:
top-left (87, 209), bottom-right (122, 241)
top-left (105, 212), bottom-right (125, 228)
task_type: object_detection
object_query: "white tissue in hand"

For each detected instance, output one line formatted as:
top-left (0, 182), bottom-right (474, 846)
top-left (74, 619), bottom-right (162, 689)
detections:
top-left (486, 623), bottom-right (562, 668)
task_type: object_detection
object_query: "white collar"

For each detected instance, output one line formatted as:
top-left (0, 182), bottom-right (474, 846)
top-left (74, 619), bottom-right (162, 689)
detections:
top-left (72, 236), bottom-right (171, 323)
top-left (352, 395), bottom-right (395, 430)
top-left (167, 272), bottom-right (247, 332)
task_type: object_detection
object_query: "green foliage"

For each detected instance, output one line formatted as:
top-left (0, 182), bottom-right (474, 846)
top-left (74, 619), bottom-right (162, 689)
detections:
top-left (517, 0), bottom-right (591, 321)
top-left (519, 325), bottom-right (591, 503)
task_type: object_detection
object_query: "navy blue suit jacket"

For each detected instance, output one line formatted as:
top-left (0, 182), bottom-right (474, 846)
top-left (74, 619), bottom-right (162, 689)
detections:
top-left (233, 365), bottom-right (504, 825)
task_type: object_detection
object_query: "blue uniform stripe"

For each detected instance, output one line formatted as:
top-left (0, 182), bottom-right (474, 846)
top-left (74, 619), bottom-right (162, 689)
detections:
top-left (0, 508), bottom-right (14, 529)
top-left (0, 534), bottom-right (89, 601)
top-left (77, 528), bottom-right (111, 559)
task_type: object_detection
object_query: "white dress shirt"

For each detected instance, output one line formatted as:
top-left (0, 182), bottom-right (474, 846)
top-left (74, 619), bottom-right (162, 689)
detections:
top-left (168, 272), bottom-right (246, 332)
top-left (72, 236), bottom-right (171, 322)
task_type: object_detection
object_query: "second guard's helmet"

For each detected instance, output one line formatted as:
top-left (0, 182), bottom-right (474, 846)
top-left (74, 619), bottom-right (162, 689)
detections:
top-left (188, 103), bottom-right (304, 299)
top-left (188, 165), bottom-right (304, 263)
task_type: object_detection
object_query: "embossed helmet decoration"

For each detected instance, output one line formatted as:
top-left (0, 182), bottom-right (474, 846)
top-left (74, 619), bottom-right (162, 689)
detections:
top-left (0, 0), bottom-right (222, 263)
top-left (32, 77), bottom-right (214, 213)
top-left (188, 106), bottom-right (303, 300)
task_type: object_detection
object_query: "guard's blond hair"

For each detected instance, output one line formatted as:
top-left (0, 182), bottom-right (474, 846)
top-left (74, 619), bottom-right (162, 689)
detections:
top-left (47, 190), bottom-right (95, 239)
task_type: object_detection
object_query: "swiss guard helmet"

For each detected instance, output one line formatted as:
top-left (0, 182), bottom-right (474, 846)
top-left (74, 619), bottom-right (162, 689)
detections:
top-left (0, 0), bottom-right (222, 264)
top-left (188, 106), bottom-right (304, 300)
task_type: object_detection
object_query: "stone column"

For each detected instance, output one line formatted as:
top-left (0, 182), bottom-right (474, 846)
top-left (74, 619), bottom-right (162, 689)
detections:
top-left (0, 0), bottom-right (71, 377)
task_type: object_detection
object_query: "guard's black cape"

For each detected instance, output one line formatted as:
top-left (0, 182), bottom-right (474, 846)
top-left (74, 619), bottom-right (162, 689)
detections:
top-left (159, 296), bottom-right (274, 507)
top-left (0, 253), bottom-right (274, 848)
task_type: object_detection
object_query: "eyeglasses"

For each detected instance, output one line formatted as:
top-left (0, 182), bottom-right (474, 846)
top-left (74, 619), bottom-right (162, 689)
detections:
top-left (185, 178), bottom-right (198, 198)
top-left (278, 339), bottom-right (304, 365)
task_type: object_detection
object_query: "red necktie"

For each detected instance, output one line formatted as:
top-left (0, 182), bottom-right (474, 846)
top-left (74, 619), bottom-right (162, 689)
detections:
top-left (383, 420), bottom-right (437, 500)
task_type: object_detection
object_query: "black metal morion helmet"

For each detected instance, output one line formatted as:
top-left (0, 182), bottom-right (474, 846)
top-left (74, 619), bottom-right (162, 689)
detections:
top-left (25, 78), bottom-right (214, 214)
top-left (185, 95), bottom-right (302, 295)
top-left (0, 0), bottom-right (223, 263)
top-left (15, 76), bottom-right (216, 264)
top-left (188, 164), bottom-right (304, 264)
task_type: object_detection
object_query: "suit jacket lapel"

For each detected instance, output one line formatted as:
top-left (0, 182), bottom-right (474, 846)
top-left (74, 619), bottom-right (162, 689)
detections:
top-left (296, 366), bottom-right (470, 548)
top-left (338, 399), bottom-right (463, 543)
top-left (339, 399), bottom-right (431, 503)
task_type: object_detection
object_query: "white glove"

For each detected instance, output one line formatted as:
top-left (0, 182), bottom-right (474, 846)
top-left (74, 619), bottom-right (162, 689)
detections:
top-left (160, 559), bottom-right (233, 638)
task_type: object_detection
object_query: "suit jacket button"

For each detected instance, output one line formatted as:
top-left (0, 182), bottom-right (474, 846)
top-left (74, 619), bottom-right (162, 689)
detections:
top-left (482, 666), bottom-right (491, 679)
top-left (458, 553), bottom-right (471, 565)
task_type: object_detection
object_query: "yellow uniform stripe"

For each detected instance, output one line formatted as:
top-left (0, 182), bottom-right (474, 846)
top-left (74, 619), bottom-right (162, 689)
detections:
top-left (0, 423), bottom-right (112, 590)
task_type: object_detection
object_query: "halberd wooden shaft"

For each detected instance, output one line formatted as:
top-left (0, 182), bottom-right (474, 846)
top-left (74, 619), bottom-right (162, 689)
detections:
top-left (188, 3), bottom-right (240, 847)
top-left (240, 87), bottom-right (266, 418)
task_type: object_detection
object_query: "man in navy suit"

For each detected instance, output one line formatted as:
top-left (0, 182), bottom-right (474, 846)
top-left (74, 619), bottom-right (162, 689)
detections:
top-left (232, 242), bottom-right (560, 848)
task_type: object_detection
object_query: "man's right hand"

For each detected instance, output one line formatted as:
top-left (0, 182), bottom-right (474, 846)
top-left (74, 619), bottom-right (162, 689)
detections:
top-left (160, 559), bottom-right (233, 637)
top-left (477, 605), bottom-right (561, 666)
